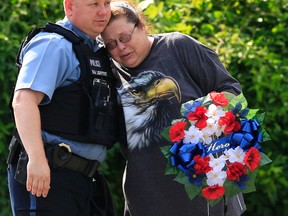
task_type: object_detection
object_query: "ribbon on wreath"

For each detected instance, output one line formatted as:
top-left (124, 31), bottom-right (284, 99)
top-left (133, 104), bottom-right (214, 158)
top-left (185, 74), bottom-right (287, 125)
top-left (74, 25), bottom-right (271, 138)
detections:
top-left (230, 119), bottom-right (263, 151)
top-left (169, 142), bottom-right (205, 174)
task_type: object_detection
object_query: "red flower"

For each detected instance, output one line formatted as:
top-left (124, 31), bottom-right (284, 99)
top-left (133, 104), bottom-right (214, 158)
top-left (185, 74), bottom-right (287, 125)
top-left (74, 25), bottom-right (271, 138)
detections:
top-left (169, 121), bottom-right (187, 142)
top-left (187, 106), bottom-right (208, 129)
top-left (194, 155), bottom-right (212, 174)
top-left (202, 185), bottom-right (225, 200)
top-left (209, 91), bottom-right (229, 106)
top-left (244, 147), bottom-right (261, 171)
top-left (218, 111), bottom-right (241, 134)
top-left (226, 162), bottom-right (247, 181)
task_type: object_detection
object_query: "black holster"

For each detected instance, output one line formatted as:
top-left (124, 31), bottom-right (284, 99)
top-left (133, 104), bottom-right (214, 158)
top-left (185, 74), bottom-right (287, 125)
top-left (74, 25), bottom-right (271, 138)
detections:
top-left (7, 135), bottom-right (28, 185)
top-left (14, 150), bottom-right (28, 185)
top-left (7, 135), bottom-right (22, 165)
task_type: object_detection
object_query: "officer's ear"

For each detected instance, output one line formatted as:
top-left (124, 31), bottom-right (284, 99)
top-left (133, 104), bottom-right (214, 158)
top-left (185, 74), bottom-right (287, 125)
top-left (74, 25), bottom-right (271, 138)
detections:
top-left (64, 0), bottom-right (74, 17)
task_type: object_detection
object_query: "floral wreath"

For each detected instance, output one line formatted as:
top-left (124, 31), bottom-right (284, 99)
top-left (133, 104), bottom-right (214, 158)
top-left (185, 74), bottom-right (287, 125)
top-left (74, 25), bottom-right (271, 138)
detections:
top-left (161, 92), bottom-right (272, 206)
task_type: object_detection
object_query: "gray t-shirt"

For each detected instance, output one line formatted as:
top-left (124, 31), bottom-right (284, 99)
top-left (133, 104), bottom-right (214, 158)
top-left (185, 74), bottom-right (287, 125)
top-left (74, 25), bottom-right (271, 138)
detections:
top-left (116, 32), bottom-right (246, 216)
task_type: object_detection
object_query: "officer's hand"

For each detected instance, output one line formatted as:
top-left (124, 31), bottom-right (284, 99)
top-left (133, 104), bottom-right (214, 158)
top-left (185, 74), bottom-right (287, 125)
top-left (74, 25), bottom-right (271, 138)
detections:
top-left (26, 156), bottom-right (51, 198)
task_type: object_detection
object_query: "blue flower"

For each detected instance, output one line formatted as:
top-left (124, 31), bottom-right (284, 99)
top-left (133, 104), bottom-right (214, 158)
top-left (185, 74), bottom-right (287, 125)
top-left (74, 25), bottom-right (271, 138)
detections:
top-left (186, 169), bottom-right (205, 186)
top-left (232, 102), bottom-right (249, 120)
top-left (235, 175), bottom-right (250, 190)
top-left (183, 100), bottom-right (202, 117)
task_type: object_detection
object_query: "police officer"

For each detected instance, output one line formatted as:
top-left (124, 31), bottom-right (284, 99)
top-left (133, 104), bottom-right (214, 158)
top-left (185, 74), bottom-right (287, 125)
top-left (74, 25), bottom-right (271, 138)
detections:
top-left (7, 0), bottom-right (120, 215)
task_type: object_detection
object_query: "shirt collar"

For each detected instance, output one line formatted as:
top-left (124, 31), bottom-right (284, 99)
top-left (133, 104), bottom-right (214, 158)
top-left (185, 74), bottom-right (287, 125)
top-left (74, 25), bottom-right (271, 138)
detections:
top-left (58, 17), bottom-right (100, 51)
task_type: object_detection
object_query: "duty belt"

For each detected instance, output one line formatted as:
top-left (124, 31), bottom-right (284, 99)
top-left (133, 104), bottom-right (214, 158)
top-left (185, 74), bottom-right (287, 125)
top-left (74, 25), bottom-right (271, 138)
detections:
top-left (7, 135), bottom-right (100, 179)
top-left (46, 143), bottom-right (100, 178)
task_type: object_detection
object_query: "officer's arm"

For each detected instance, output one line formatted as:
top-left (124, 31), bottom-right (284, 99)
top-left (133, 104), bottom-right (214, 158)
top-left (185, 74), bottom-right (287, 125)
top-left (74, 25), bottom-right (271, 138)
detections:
top-left (12, 88), bottom-right (50, 198)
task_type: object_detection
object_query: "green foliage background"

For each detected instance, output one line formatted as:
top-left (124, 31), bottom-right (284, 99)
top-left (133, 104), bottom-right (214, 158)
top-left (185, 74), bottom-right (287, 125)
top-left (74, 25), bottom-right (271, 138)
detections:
top-left (0, 0), bottom-right (287, 215)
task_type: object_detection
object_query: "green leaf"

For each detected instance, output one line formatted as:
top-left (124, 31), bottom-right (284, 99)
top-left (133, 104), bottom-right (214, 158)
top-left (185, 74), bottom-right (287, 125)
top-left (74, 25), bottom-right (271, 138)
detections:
top-left (160, 145), bottom-right (171, 158)
top-left (174, 172), bottom-right (188, 184)
top-left (247, 109), bottom-right (259, 119)
top-left (202, 100), bottom-right (213, 107)
top-left (160, 146), bottom-right (179, 175)
top-left (224, 180), bottom-right (241, 198)
top-left (229, 93), bottom-right (248, 108)
top-left (161, 126), bottom-right (170, 141)
top-left (259, 152), bottom-right (272, 166)
top-left (261, 128), bottom-right (271, 142)
top-left (183, 182), bottom-right (202, 200)
top-left (175, 172), bottom-right (203, 200)
top-left (254, 112), bottom-right (265, 125)
top-left (241, 170), bottom-right (258, 194)
top-left (165, 163), bottom-right (179, 175)
top-left (207, 196), bottom-right (223, 207)
top-left (224, 92), bottom-right (237, 102)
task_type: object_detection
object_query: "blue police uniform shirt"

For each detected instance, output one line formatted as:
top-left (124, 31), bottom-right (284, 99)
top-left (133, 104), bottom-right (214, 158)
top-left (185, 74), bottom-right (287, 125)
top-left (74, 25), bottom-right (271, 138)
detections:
top-left (15, 17), bottom-right (106, 161)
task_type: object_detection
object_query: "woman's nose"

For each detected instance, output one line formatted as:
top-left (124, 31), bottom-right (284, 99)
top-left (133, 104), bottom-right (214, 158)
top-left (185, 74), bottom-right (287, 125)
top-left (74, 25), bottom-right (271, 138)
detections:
top-left (117, 41), bottom-right (127, 50)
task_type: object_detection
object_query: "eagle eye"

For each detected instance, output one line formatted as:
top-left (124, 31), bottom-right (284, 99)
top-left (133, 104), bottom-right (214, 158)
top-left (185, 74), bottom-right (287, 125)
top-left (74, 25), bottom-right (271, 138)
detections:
top-left (129, 87), bottom-right (142, 96)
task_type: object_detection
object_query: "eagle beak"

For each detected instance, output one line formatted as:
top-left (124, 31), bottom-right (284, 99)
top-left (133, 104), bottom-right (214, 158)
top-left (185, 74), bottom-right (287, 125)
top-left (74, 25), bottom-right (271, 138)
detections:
top-left (146, 77), bottom-right (181, 102)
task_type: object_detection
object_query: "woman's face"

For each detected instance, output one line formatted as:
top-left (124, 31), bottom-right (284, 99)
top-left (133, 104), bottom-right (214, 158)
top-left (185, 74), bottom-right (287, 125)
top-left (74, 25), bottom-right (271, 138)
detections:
top-left (101, 17), bottom-right (151, 68)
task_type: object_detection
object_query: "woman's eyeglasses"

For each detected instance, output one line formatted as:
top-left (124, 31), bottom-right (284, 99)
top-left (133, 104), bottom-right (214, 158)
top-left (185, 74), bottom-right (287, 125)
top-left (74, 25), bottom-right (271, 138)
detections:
top-left (105, 25), bottom-right (137, 50)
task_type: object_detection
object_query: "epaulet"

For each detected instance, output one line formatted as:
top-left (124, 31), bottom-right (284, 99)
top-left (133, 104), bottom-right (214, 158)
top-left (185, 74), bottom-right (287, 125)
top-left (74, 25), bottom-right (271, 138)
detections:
top-left (15, 27), bottom-right (43, 68)
top-left (43, 22), bottom-right (83, 45)
top-left (15, 22), bottom-right (84, 68)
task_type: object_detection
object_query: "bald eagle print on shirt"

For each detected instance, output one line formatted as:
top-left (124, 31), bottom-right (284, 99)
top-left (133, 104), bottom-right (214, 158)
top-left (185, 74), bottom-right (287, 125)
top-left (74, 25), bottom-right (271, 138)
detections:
top-left (118, 70), bottom-right (181, 150)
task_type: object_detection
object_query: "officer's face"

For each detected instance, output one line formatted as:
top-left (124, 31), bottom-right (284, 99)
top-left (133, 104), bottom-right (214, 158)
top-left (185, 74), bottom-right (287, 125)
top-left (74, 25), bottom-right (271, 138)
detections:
top-left (66, 0), bottom-right (111, 39)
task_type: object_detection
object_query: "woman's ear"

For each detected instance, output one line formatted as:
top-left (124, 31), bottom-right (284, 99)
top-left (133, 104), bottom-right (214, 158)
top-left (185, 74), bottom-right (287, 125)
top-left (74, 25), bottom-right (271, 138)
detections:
top-left (140, 23), bottom-right (147, 33)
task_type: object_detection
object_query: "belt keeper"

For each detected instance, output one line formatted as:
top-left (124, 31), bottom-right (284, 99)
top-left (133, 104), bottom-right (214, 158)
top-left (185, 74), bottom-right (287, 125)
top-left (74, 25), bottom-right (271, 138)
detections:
top-left (85, 160), bottom-right (100, 178)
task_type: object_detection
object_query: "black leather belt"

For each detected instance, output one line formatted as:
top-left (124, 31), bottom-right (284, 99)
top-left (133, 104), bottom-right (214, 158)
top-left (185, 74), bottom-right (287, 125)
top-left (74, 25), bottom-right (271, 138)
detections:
top-left (46, 143), bottom-right (100, 178)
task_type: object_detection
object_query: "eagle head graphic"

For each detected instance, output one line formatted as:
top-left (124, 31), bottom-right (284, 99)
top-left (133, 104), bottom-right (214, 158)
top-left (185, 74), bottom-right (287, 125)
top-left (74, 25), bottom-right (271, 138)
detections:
top-left (118, 70), bottom-right (181, 150)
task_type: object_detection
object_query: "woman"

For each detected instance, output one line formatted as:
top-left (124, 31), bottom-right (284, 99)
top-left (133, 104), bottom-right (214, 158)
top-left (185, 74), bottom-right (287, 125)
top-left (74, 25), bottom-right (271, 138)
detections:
top-left (101, 1), bottom-right (246, 215)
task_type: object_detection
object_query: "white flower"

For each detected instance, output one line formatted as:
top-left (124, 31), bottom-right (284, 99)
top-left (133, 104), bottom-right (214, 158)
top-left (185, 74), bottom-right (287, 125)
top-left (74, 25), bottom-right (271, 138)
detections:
top-left (201, 132), bottom-right (213, 144)
top-left (183, 125), bottom-right (203, 144)
top-left (202, 118), bottom-right (217, 135)
top-left (209, 154), bottom-right (227, 170)
top-left (206, 169), bottom-right (227, 186)
top-left (206, 104), bottom-right (225, 121)
top-left (215, 124), bottom-right (225, 137)
top-left (224, 146), bottom-right (245, 164)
